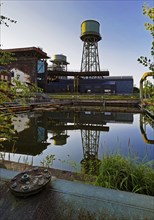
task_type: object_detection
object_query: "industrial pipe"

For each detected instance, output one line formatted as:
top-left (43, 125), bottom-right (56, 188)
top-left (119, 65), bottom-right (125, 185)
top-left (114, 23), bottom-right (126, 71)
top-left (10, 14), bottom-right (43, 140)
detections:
top-left (140, 72), bottom-right (154, 100)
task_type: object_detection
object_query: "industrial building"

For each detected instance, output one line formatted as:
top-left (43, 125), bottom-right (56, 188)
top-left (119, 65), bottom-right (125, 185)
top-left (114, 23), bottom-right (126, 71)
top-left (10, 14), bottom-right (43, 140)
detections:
top-left (47, 19), bottom-right (133, 94)
top-left (46, 76), bottom-right (133, 94)
top-left (2, 20), bottom-right (133, 94)
top-left (2, 47), bottom-right (49, 89)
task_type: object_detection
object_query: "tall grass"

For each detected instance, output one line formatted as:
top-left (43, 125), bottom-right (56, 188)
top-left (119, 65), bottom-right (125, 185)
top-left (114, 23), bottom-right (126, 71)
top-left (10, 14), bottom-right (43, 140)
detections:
top-left (49, 93), bottom-right (139, 100)
top-left (95, 154), bottom-right (154, 196)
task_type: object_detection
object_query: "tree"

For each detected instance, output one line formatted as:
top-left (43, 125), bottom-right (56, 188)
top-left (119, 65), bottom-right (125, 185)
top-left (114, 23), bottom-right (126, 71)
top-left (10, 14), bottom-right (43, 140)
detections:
top-left (0, 3), bottom-right (42, 103)
top-left (138, 4), bottom-right (154, 71)
top-left (0, 15), bottom-right (17, 27)
top-left (0, 2), bottom-right (17, 48)
top-left (143, 80), bottom-right (154, 98)
top-left (0, 50), bottom-right (16, 65)
top-left (0, 5), bottom-right (43, 144)
top-left (0, 2), bottom-right (17, 27)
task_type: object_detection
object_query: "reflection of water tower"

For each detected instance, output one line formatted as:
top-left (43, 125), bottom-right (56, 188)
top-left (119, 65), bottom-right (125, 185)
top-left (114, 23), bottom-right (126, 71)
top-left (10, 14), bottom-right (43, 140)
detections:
top-left (80, 20), bottom-right (102, 76)
top-left (50, 122), bottom-right (69, 146)
top-left (50, 54), bottom-right (69, 79)
top-left (80, 129), bottom-right (101, 175)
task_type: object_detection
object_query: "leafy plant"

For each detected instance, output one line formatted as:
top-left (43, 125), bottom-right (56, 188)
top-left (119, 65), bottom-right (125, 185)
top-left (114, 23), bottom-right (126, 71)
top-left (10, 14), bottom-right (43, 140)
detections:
top-left (0, 14), bottom-right (17, 27)
top-left (0, 2), bottom-right (17, 48)
top-left (40, 154), bottom-right (55, 168)
top-left (0, 2), bottom-right (17, 27)
top-left (143, 79), bottom-right (154, 98)
top-left (138, 4), bottom-right (154, 71)
top-left (0, 113), bottom-right (16, 142)
top-left (58, 155), bottom-right (80, 173)
top-left (0, 50), bottom-right (16, 64)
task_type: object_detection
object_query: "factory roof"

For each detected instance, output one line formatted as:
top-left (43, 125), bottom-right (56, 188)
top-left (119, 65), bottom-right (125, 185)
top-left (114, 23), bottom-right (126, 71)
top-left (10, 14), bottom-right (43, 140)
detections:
top-left (2, 47), bottom-right (50, 59)
top-left (48, 70), bottom-right (110, 77)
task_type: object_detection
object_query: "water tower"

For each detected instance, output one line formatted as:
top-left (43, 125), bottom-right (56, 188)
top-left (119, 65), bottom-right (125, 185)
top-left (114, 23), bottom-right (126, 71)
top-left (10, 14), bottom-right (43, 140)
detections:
top-left (80, 21), bottom-right (102, 168)
top-left (80, 20), bottom-right (102, 76)
top-left (50, 54), bottom-right (69, 79)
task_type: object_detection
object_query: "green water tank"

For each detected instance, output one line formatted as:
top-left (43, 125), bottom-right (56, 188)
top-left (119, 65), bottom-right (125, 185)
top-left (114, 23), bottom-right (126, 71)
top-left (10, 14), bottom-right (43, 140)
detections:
top-left (54, 54), bottom-right (67, 62)
top-left (81, 20), bottom-right (101, 41)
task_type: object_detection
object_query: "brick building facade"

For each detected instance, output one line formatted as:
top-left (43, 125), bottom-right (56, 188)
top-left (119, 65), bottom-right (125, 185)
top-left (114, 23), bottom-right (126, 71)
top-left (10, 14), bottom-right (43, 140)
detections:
top-left (2, 47), bottom-right (49, 90)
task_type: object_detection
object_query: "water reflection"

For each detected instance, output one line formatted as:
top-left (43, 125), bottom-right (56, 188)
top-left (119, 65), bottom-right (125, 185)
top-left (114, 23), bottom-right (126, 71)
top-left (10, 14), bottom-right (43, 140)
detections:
top-left (0, 110), bottom-right (153, 174)
top-left (1, 113), bottom-right (49, 156)
top-left (140, 114), bottom-right (154, 144)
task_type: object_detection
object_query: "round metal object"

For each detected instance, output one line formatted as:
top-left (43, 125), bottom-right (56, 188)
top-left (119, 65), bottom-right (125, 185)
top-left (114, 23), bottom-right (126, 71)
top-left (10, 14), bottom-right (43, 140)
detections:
top-left (9, 167), bottom-right (51, 197)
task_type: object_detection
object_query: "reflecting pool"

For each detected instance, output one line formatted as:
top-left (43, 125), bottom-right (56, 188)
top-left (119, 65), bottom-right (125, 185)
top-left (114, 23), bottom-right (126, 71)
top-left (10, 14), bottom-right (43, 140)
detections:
top-left (1, 110), bottom-right (154, 173)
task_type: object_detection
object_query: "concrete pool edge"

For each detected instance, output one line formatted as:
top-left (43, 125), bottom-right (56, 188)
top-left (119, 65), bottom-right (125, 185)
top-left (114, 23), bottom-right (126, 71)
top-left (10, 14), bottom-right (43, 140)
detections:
top-left (0, 167), bottom-right (154, 220)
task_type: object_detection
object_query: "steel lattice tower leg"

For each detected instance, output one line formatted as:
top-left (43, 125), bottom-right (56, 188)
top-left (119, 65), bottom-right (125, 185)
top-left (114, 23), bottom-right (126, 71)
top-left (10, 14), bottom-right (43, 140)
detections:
top-left (80, 37), bottom-right (101, 77)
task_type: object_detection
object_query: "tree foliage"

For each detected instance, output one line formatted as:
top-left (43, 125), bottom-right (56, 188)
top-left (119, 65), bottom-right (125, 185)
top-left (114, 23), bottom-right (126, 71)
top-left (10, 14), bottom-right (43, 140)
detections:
top-left (0, 4), bottom-right (42, 103)
top-left (138, 4), bottom-right (154, 71)
top-left (0, 3), bottom-right (17, 27)
top-left (0, 15), bottom-right (17, 27)
top-left (0, 76), bottom-right (43, 105)
top-left (0, 6), bottom-right (43, 143)
top-left (0, 50), bottom-right (16, 65)
top-left (143, 79), bottom-right (154, 98)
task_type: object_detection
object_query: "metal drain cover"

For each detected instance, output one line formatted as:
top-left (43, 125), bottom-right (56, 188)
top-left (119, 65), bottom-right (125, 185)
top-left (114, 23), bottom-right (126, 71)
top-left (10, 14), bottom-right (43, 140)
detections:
top-left (9, 167), bottom-right (51, 197)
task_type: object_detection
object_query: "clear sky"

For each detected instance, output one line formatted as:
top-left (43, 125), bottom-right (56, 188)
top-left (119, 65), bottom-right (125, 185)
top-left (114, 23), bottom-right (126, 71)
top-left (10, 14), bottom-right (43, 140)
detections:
top-left (0, 0), bottom-right (153, 87)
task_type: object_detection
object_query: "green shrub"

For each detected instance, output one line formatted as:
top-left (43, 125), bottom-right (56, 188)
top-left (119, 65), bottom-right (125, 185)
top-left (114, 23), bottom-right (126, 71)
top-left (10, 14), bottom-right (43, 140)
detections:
top-left (95, 155), bottom-right (154, 196)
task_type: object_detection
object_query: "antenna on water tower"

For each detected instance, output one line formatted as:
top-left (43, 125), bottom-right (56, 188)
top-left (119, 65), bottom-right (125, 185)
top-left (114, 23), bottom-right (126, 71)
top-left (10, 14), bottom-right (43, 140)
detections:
top-left (80, 20), bottom-right (102, 77)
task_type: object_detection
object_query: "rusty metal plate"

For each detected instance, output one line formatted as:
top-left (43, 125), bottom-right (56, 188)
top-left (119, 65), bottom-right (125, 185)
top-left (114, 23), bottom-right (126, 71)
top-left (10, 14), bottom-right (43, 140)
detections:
top-left (9, 167), bottom-right (51, 197)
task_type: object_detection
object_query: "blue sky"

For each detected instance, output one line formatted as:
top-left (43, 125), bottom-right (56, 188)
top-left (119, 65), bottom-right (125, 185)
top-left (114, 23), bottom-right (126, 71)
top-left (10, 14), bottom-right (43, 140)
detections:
top-left (0, 0), bottom-right (153, 87)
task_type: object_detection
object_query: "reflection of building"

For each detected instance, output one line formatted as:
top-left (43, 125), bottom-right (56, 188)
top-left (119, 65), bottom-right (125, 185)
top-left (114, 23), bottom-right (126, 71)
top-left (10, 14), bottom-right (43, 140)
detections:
top-left (0, 111), bottom-right (134, 173)
top-left (12, 114), bottom-right (30, 133)
top-left (45, 111), bottom-right (133, 175)
top-left (1, 113), bottom-right (49, 156)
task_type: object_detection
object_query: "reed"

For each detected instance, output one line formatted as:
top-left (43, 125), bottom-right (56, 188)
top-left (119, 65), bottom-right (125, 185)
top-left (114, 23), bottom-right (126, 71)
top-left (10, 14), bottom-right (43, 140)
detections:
top-left (95, 154), bottom-right (154, 196)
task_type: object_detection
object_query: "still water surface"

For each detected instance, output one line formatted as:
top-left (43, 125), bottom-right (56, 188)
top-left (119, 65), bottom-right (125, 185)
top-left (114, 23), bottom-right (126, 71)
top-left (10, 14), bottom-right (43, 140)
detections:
top-left (1, 110), bottom-right (154, 173)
